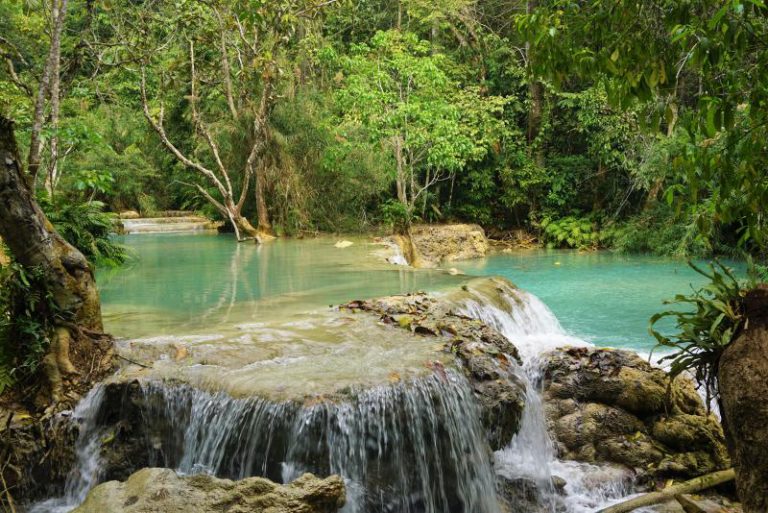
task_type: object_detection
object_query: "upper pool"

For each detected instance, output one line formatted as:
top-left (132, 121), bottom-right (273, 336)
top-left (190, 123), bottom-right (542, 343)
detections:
top-left (98, 233), bottom-right (742, 352)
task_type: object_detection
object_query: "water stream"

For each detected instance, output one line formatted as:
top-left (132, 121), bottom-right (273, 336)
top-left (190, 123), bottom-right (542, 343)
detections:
top-left (450, 281), bottom-right (635, 512)
top-left (28, 386), bottom-right (106, 513)
top-left (137, 372), bottom-right (499, 513)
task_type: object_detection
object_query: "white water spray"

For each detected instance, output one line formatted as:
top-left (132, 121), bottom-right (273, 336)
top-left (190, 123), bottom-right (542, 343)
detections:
top-left (139, 371), bottom-right (500, 513)
top-left (452, 280), bottom-right (636, 512)
top-left (28, 385), bottom-right (106, 513)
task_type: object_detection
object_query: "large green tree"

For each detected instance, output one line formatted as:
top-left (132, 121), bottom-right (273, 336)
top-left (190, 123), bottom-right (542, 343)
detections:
top-left (336, 29), bottom-right (506, 223)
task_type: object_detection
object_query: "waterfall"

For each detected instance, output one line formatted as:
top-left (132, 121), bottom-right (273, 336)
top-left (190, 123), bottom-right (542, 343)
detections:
top-left (28, 386), bottom-right (106, 513)
top-left (387, 245), bottom-right (408, 266)
top-left (453, 283), bottom-right (586, 362)
top-left (138, 371), bottom-right (499, 513)
top-left (452, 280), bottom-right (634, 512)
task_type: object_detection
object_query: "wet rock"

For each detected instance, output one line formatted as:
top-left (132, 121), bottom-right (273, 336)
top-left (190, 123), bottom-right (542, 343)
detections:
top-left (542, 347), bottom-right (729, 482)
top-left (340, 280), bottom-right (526, 449)
top-left (0, 406), bottom-right (79, 504)
top-left (118, 210), bottom-right (141, 219)
top-left (718, 285), bottom-right (768, 513)
top-left (71, 468), bottom-right (346, 513)
top-left (497, 476), bottom-right (548, 513)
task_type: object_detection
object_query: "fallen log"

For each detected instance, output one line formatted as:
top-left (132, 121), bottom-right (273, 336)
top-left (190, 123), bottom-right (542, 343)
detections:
top-left (596, 468), bottom-right (735, 513)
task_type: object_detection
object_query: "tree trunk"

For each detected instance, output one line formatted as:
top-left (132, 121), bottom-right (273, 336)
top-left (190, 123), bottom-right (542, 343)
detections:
top-left (0, 116), bottom-right (112, 406)
top-left (233, 214), bottom-right (260, 240)
top-left (718, 285), bottom-right (768, 513)
top-left (45, 0), bottom-right (68, 199)
top-left (254, 161), bottom-right (274, 239)
top-left (527, 79), bottom-right (546, 168)
top-left (394, 135), bottom-right (407, 207)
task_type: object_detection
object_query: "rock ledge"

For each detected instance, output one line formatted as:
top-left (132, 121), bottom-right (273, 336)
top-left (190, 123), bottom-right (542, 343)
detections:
top-left (72, 468), bottom-right (346, 513)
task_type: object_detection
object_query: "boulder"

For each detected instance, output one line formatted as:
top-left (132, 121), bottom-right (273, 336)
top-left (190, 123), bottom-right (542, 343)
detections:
top-left (72, 468), bottom-right (346, 513)
top-left (119, 210), bottom-right (141, 219)
top-left (542, 347), bottom-right (729, 482)
top-left (388, 224), bottom-right (488, 267)
top-left (718, 286), bottom-right (768, 513)
top-left (341, 283), bottom-right (526, 450)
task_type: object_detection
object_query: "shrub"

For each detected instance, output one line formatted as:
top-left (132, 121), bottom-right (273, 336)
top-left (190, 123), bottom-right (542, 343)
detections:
top-left (650, 261), bottom-right (746, 404)
top-left (0, 263), bottom-right (57, 394)
top-left (537, 215), bottom-right (605, 249)
top-left (43, 200), bottom-right (129, 267)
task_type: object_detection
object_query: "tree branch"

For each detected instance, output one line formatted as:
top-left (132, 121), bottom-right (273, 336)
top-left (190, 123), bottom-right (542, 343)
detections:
top-left (140, 67), bottom-right (230, 201)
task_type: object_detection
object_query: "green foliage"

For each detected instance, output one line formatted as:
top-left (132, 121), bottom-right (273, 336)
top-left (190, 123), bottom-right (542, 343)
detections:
top-left (610, 205), bottom-right (711, 257)
top-left (0, 263), bottom-right (58, 394)
top-left (1, 0), bottom-right (763, 259)
top-left (518, 0), bottom-right (768, 249)
top-left (538, 216), bottom-right (605, 250)
top-left (377, 199), bottom-right (412, 233)
top-left (336, 29), bottom-right (506, 216)
top-left (43, 200), bottom-right (129, 268)
top-left (650, 262), bottom-right (747, 401)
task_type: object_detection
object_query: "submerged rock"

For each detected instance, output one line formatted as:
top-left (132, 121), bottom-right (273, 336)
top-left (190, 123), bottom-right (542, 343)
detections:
top-left (541, 347), bottom-right (729, 481)
top-left (72, 468), bottom-right (345, 513)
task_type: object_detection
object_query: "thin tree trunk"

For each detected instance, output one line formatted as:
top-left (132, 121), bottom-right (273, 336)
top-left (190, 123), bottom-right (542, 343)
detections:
top-left (528, 80), bottom-right (545, 167)
top-left (252, 76), bottom-right (275, 239)
top-left (394, 136), bottom-right (407, 206)
top-left (0, 116), bottom-right (113, 405)
top-left (216, 10), bottom-right (239, 120)
top-left (254, 161), bottom-right (272, 235)
top-left (28, 0), bottom-right (68, 185)
top-left (46, 0), bottom-right (68, 198)
top-left (526, 0), bottom-right (545, 169)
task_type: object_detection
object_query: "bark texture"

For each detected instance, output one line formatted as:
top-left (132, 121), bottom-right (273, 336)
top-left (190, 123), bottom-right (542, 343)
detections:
top-left (718, 285), bottom-right (768, 513)
top-left (0, 116), bottom-right (112, 406)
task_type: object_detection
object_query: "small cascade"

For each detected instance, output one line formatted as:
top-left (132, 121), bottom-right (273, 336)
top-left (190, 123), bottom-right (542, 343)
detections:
top-left (120, 216), bottom-right (214, 234)
top-left (384, 240), bottom-right (409, 266)
top-left (452, 279), bottom-right (634, 512)
top-left (494, 358), bottom-right (557, 511)
top-left (138, 371), bottom-right (499, 513)
top-left (452, 281), bottom-right (586, 362)
top-left (28, 386), bottom-right (106, 513)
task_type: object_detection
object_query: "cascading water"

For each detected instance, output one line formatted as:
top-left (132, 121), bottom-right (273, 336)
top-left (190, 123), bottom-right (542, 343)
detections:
top-left (451, 281), bottom-right (635, 512)
top-left (137, 371), bottom-right (499, 513)
top-left (28, 386), bottom-right (106, 513)
top-left (28, 277), bottom-right (641, 513)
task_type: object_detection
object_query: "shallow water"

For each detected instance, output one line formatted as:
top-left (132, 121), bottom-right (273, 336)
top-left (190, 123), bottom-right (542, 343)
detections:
top-left (98, 234), bottom-right (464, 338)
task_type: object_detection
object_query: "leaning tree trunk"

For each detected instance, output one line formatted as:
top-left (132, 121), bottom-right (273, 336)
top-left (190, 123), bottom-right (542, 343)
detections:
top-left (0, 116), bottom-right (112, 407)
top-left (718, 285), bottom-right (768, 513)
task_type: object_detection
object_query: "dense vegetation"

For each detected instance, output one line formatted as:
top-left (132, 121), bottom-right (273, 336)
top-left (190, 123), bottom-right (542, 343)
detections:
top-left (1, 0), bottom-right (765, 257)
